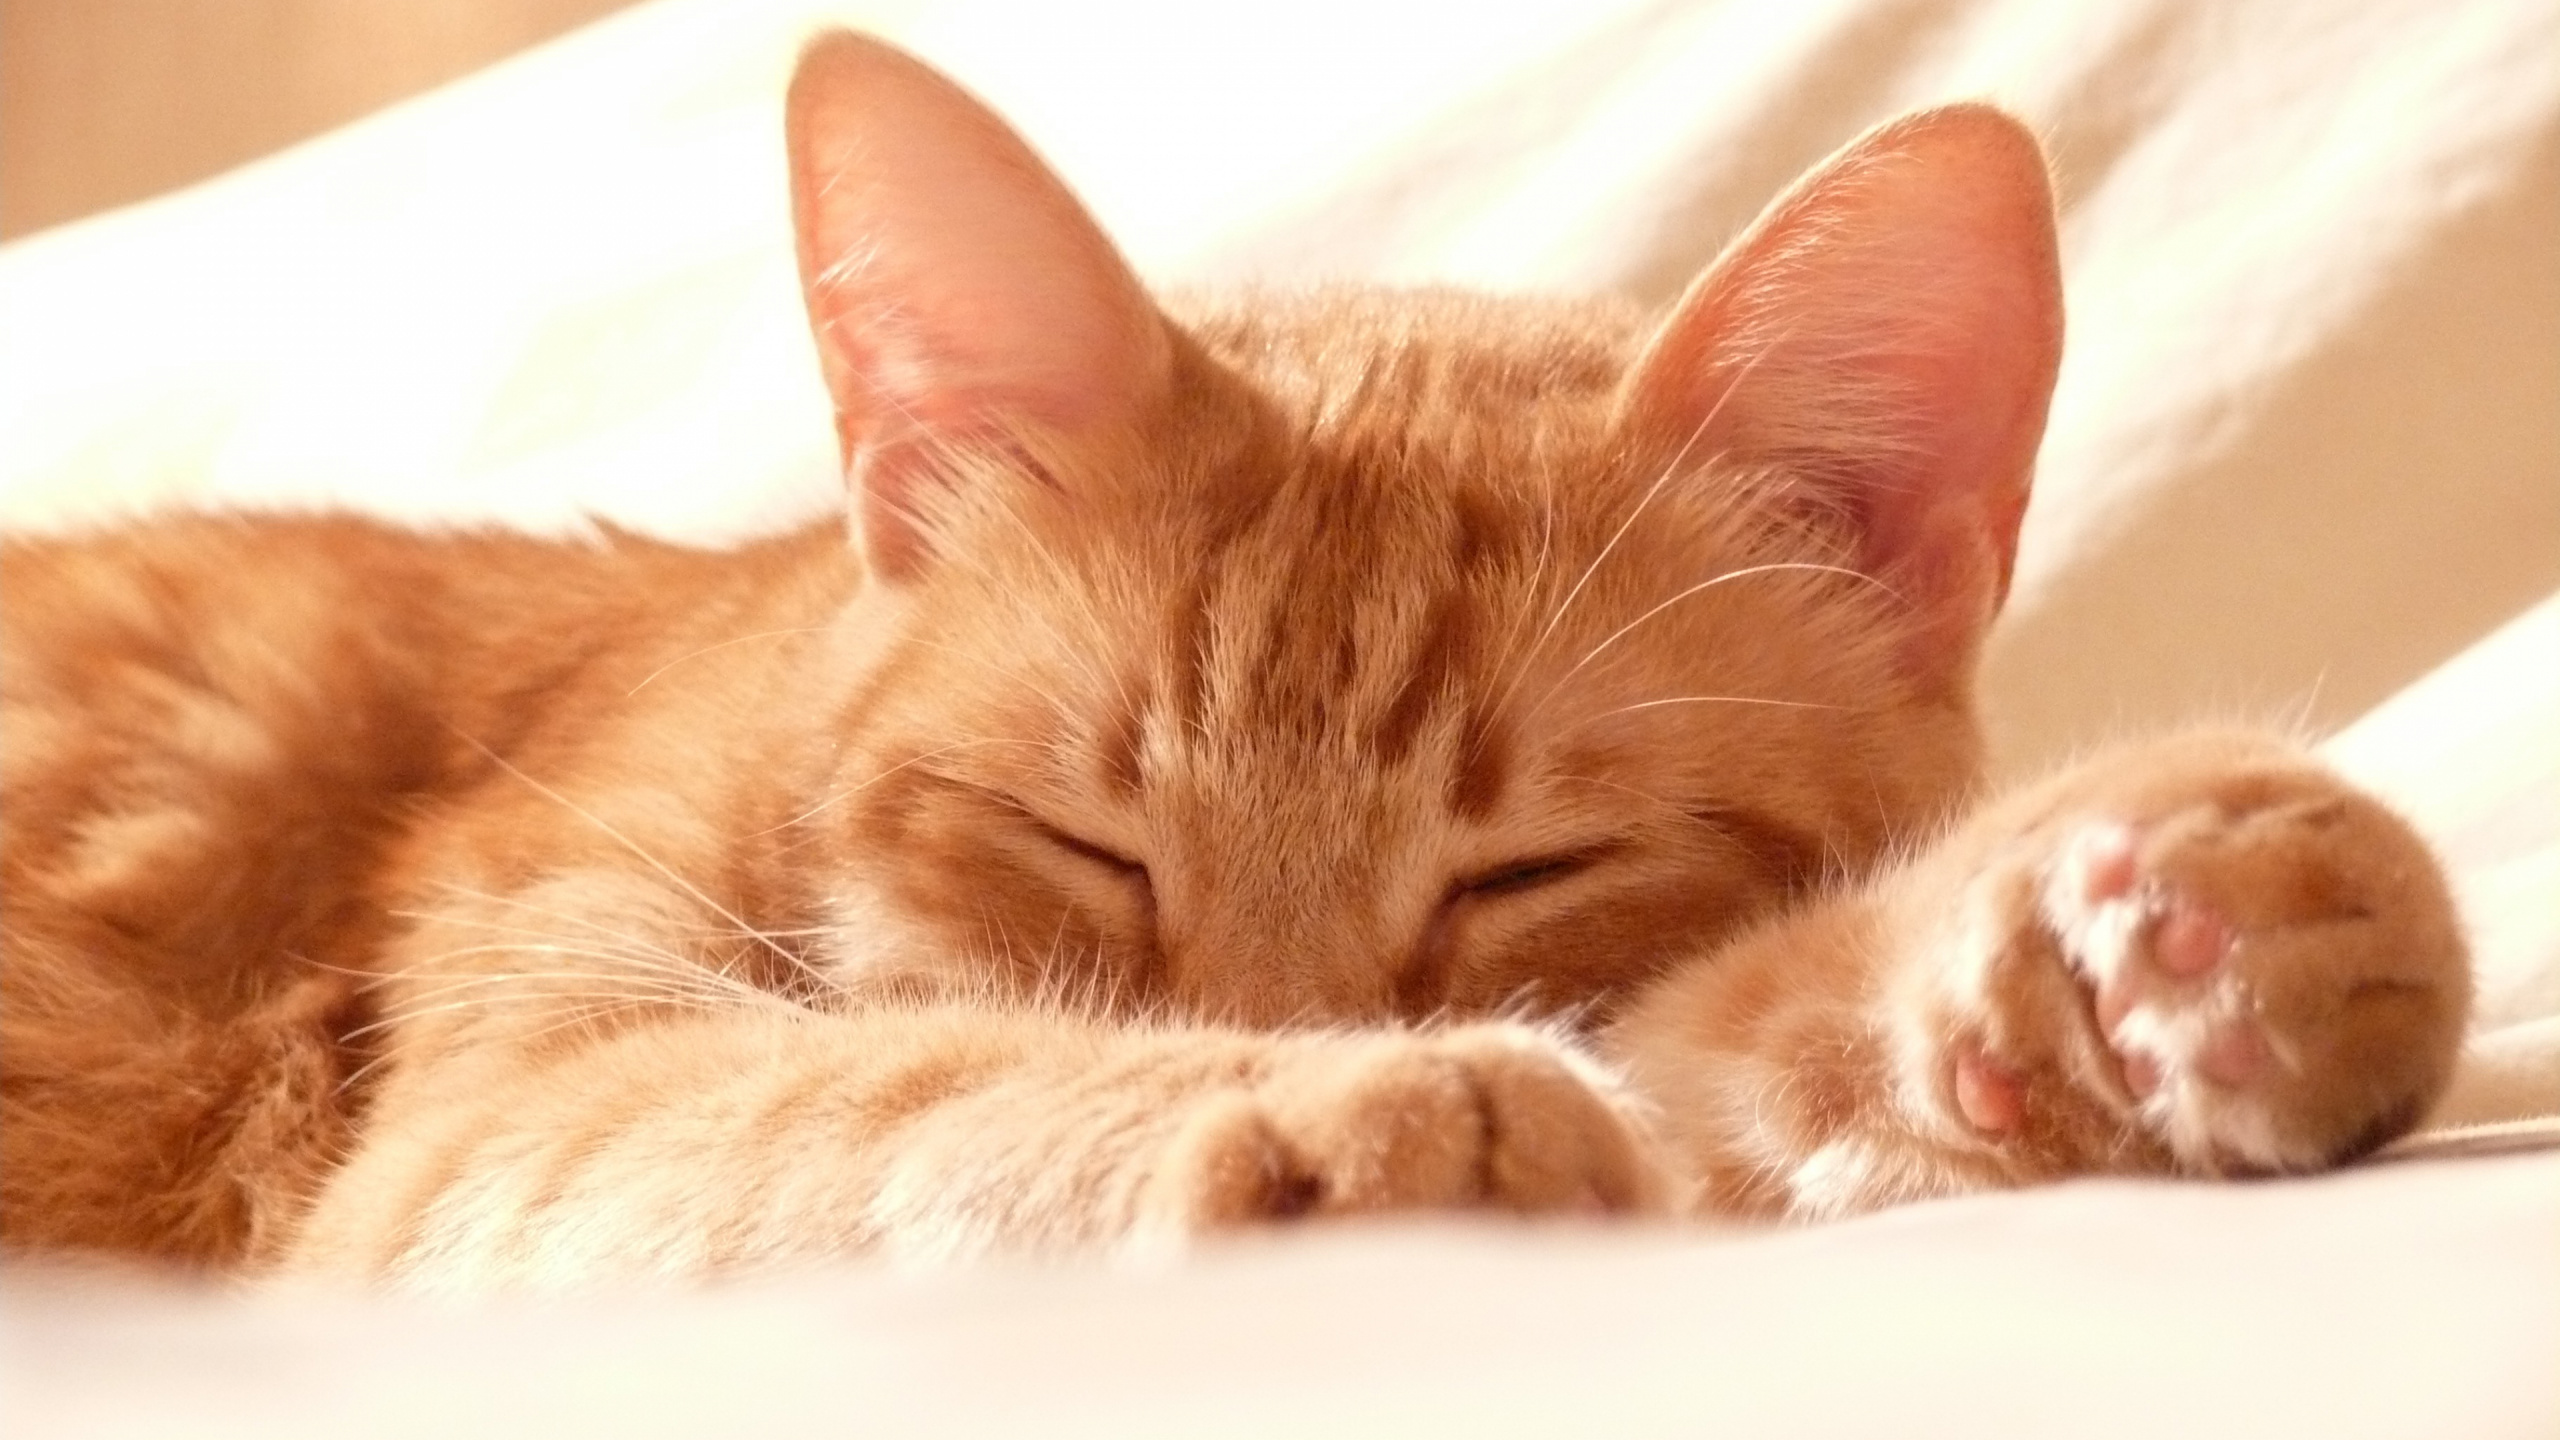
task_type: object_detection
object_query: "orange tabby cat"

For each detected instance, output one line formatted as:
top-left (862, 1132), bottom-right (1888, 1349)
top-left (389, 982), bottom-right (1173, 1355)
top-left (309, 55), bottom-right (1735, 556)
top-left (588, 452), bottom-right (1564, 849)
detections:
top-left (0, 33), bottom-right (2468, 1288)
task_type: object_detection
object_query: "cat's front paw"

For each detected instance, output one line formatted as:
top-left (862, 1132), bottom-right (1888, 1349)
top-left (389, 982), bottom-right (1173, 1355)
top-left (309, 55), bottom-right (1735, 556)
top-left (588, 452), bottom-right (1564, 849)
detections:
top-left (1935, 734), bottom-right (2469, 1176)
top-left (1135, 1024), bottom-right (1665, 1241)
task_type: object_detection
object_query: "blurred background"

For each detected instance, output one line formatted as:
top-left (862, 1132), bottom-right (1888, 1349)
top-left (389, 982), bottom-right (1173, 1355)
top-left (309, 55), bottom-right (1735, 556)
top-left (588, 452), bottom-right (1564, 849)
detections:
top-left (3, 0), bottom-right (643, 238)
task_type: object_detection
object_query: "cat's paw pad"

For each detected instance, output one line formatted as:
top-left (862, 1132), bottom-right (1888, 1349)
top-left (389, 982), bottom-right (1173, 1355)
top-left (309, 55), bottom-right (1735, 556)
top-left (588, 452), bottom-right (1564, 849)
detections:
top-left (2018, 776), bottom-right (2468, 1173)
top-left (1138, 1025), bottom-right (1664, 1238)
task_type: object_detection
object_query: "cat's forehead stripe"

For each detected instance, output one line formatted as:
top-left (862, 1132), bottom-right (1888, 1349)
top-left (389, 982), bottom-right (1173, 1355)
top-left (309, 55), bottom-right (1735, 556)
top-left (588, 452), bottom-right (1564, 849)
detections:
top-left (1368, 588), bottom-right (1474, 767)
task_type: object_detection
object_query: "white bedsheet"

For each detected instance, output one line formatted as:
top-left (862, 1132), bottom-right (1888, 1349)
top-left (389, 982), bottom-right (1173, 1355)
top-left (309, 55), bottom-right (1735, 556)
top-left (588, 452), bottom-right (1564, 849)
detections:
top-left (11, 1150), bottom-right (2558, 1438)
top-left (2, 0), bottom-right (2554, 1432)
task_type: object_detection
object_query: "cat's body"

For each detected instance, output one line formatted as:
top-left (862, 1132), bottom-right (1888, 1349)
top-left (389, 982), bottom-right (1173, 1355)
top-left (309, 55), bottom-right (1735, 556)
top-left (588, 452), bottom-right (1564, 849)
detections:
top-left (0, 35), bottom-right (2469, 1288)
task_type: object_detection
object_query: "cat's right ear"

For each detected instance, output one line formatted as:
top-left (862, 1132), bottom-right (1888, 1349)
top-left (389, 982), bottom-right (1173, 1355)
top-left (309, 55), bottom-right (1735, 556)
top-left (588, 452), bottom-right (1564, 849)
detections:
top-left (786, 33), bottom-right (1174, 581)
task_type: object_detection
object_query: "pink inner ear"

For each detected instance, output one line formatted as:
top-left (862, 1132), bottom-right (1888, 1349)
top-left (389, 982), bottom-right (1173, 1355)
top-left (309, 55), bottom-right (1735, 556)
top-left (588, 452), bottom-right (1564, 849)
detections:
top-left (1621, 105), bottom-right (2063, 685)
top-left (785, 33), bottom-right (1172, 579)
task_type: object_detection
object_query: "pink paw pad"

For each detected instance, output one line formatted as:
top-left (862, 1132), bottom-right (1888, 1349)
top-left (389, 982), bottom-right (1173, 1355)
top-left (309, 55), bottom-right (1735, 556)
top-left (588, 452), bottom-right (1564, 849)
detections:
top-left (2090, 896), bottom-right (2266, 1097)
top-left (2119, 1050), bottom-right (2162, 1099)
top-left (2195, 1018), bottom-right (2270, 1087)
top-left (2151, 900), bottom-right (2232, 977)
top-left (2046, 829), bottom-right (2278, 1116)
top-left (1954, 1047), bottom-right (2025, 1134)
top-left (2076, 825), bottom-right (2141, 905)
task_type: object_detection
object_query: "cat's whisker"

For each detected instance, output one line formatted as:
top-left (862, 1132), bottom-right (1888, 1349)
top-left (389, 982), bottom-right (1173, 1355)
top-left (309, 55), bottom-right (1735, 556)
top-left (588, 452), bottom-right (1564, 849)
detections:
top-left (387, 908), bottom-right (689, 965)
top-left (706, 917), bottom-right (848, 999)
top-left (402, 887), bottom-right (706, 962)
top-left (681, 924), bottom-right (839, 942)
top-left (1468, 473), bottom-right (1562, 775)
top-left (1504, 460), bottom-right (1684, 711)
top-left (381, 913), bottom-right (766, 995)
top-left (287, 953), bottom-right (386, 981)
top-left (372, 948), bottom-right (769, 997)
top-left (2277, 678), bottom-right (2326, 746)
top-left (345, 992), bottom-right (710, 1094)
top-left (506, 991), bottom-right (772, 1053)
top-left (1526, 562), bottom-right (1891, 723)
top-left (455, 1002), bottom-right (639, 1056)
top-left (1494, 983), bottom-right (1594, 1036)
top-left (368, 952), bottom-right (724, 992)
top-left (1502, 340), bottom-right (1776, 710)
top-left (1563, 694), bottom-right (1854, 738)
top-left (1012, 918), bottom-right (1099, 1021)
top-left (442, 730), bottom-right (809, 975)
top-left (359, 982), bottom-right (729, 1032)
top-left (344, 985), bottom-right (725, 1046)
top-left (624, 626), bottom-right (838, 698)
top-left (396, 882), bottom-right (822, 1029)
top-left (360, 959), bottom-right (767, 1015)
top-left (753, 735), bottom-right (1031, 837)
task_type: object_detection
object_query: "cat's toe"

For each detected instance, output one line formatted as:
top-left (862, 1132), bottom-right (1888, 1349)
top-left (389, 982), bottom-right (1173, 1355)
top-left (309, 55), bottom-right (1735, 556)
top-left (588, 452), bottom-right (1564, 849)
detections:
top-left (2043, 868), bottom-right (2281, 1164)
top-left (1138, 1026), bottom-right (1666, 1240)
top-left (2033, 786), bottom-right (2468, 1173)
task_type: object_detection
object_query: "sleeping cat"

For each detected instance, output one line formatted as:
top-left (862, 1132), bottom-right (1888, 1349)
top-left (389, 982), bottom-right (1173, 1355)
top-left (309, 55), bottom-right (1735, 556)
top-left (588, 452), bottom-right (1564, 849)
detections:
top-left (0, 32), bottom-right (2468, 1287)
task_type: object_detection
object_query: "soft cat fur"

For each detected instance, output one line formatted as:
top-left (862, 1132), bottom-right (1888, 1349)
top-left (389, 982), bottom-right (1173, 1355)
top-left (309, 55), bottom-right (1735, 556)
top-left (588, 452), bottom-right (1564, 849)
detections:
top-left (0, 34), bottom-right (2469, 1288)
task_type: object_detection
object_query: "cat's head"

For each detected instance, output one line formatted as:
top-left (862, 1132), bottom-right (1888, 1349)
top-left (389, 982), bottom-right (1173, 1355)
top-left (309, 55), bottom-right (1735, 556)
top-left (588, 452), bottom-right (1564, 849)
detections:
top-left (783, 34), bottom-right (2061, 1025)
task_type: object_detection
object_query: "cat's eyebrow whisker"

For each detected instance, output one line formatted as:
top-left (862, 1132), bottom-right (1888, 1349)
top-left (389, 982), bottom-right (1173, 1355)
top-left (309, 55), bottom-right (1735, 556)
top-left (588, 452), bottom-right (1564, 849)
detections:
top-left (750, 736), bottom-right (1027, 837)
top-left (1527, 561), bottom-right (1891, 723)
top-left (624, 626), bottom-right (838, 698)
top-left (1504, 340), bottom-right (1778, 711)
top-left (1575, 694), bottom-right (1853, 729)
top-left (1505, 459), bottom-right (1686, 715)
top-left (1470, 469), bottom-right (1562, 774)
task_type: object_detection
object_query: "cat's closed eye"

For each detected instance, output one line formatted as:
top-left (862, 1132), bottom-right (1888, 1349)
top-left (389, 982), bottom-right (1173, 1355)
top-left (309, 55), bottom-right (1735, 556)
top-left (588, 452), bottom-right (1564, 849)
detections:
top-left (975, 786), bottom-right (1151, 890)
top-left (1454, 851), bottom-right (1602, 901)
top-left (1037, 821), bottom-right (1148, 883)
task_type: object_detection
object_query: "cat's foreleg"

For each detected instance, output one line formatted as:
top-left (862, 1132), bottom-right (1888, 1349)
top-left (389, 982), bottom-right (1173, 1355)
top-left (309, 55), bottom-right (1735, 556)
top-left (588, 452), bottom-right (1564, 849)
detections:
top-left (1607, 729), bottom-right (2470, 1220)
top-left (287, 1004), bottom-right (1662, 1288)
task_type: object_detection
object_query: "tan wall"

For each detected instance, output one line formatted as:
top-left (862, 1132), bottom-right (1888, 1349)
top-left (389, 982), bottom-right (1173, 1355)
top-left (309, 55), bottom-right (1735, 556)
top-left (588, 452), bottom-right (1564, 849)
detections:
top-left (0, 0), bottom-right (644, 239)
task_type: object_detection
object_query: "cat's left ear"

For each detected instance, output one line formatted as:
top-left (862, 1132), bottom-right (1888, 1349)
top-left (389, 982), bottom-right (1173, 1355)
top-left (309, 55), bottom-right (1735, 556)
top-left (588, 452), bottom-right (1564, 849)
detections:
top-left (1618, 105), bottom-right (2062, 689)
top-left (786, 33), bottom-right (1175, 581)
